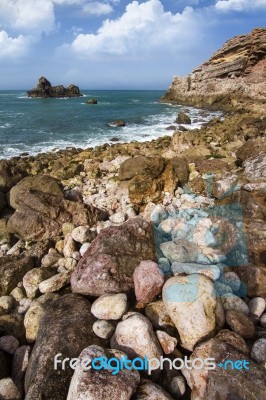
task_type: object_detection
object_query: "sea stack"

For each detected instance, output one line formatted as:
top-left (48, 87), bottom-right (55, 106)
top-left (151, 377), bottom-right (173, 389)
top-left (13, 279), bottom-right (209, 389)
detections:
top-left (161, 28), bottom-right (266, 111)
top-left (27, 77), bottom-right (82, 98)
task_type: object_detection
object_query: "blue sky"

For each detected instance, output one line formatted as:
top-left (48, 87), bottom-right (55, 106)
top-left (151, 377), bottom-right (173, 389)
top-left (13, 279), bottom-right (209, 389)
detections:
top-left (0, 0), bottom-right (265, 89)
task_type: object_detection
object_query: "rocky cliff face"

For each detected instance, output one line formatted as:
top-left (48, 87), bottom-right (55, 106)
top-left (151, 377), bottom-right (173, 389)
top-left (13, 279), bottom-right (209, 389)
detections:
top-left (27, 77), bottom-right (82, 98)
top-left (162, 28), bottom-right (266, 111)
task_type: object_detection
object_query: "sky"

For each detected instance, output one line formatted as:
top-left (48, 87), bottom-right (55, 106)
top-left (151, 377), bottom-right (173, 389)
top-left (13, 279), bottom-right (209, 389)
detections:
top-left (0, 0), bottom-right (265, 89)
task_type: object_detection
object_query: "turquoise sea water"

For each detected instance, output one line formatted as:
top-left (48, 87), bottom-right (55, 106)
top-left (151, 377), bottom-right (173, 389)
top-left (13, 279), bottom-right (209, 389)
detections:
top-left (0, 90), bottom-right (220, 159)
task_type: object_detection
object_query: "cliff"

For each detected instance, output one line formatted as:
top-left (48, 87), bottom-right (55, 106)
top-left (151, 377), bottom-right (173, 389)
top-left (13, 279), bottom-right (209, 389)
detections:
top-left (27, 77), bottom-right (82, 98)
top-left (162, 28), bottom-right (266, 111)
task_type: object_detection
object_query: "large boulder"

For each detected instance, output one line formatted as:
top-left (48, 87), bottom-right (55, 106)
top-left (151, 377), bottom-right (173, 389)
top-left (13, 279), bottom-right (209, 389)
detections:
top-left (118, 156), bottom-right (164, 181)
top-left (0, 161), bottom-right (27, 192)
top-left (67, 346), bottom-right (140, 400)
top-left (7, 190), bottom-right (107, 241)
top-left (236, 137), bottom-right (266, 165)
top-left (162, 275), bottom-right (216, 351)
top-left (111, 312), bottom-right (163, 379)
top-left (120, 156), bottom-right (189, 206)
top-left (175, 112), bottom-right (191, 124)
top-left (8, 175), bottom-right (64, 209)
top-left (71, 217), bottom-right (156, 296)
top-left (0, 255), bottom-right (34, 296)
top-left (182, 336), bottom-right (266, 400)
top-left (25, 294), bottom-right (105, 400)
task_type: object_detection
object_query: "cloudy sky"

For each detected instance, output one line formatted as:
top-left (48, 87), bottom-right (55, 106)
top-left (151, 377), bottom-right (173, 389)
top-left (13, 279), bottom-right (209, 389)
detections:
top-left (0, 0), bottom-right (265, 89)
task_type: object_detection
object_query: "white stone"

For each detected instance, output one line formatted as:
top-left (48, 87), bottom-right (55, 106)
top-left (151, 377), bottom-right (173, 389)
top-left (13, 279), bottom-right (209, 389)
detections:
top-left (0, 378), bottom-right (21, 400)
top-left (63, 234), bottom-right (76, 258)
top-left (163, 274), bottom-right (216, 351)
top-left (109, 212), bottom-right (126, 224)
top-left (38, 272), bottom-right (71, 294)
top-left (0, 296), bottom-right (13, 312)
top-left (92, 320), bottom-right (115, 339)
top-left (111, 313), bottom-right (163, 378)
top-left (80, 242), bottom-right (91, 257)
top-left (91, 293), bottom-right (127, 320)
top-left (71, 226), bottom-right (90, 244)
top-left (248, 297), bottom-right (266, 317)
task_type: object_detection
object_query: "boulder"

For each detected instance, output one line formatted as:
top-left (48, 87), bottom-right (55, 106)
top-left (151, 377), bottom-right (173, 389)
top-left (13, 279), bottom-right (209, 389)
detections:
top-left (248, 297), bottom-right (266, 317)
top-left (144, 301), bottom-right (176, 335)
top-left (0, 377), bottom-right (21, 400)
top-left (0, 255), bottom-right (34, 296)
top-left (0, 314), bottom-right (26, 343)
top-left (251, 338), bottom-right (266, 364)
top-left (71, 217), bottom-right (156, 296)
top-left (126, 157), bottom-right (189, 206)
top-left (86, 99), bottom-right (97, 104)
top-left (0, 160), bottom-right (27, 192)
top-left (91, 293), bottom-right (127, 320)
top-left (160, 240), bottom-right (199, 264)
top-left (92, 320), bottom-right (115, 339)
top-left (182, 337), bottom-right (266, 400)
top-left (8, 175), bottom-right (64, 209)
top-left (175, 112), bottom-right (191, 124)
top-left (119, 156), bottom-right (164, 181)
top-left (7, 189), bottom-right (107, 241)
top-left (0, 336), bottom-right (19, 355)
top-left (110, 120), bottom-right (126, 127)
top-left (67, 346), bottom-right (140, 400)
top-left (215, 329), bottom-right (249, 354)
top-left (111, 312), bottom-right (163, 379)
top-left (23, 267), bottom-right (56, 299)
top-left (225, 310), bottom-right (255, 339)
top-left (162, 275), bottom-right (216, 351)
top-left (25, 294), bottom-right (105, 400)
top-left (236, 137), bottom-right (266, 165)
top-left (12, 345), bottom-right (31, 393)
top-left (24, 294), bottom-right (59, 343)
top-left (133, 261), bottom-right (164, 303)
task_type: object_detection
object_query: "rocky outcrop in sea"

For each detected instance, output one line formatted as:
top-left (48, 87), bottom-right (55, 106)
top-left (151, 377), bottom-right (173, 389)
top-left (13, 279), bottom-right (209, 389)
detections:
top-left (0, 28), bottom-right (265, 399)
top-left (27, 77), bottom-right (82, 98)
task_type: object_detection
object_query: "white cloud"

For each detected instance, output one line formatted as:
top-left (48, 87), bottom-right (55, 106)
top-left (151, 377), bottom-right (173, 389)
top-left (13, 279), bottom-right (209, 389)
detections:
top-left (67, 0), bottom-right (203, 58)
top-left (0, 0), bottom-right (55, 34)
top-left (215, 0), bottom-right (266, 12)
top-left (0, 30), bottom-right (30, 58)
top-left (82, 2), bottom-right (113, 15)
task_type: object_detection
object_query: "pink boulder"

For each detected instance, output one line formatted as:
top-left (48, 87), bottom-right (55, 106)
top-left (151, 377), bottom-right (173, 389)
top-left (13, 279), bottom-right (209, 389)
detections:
top-left (133, 261), bottom-right (164, 303)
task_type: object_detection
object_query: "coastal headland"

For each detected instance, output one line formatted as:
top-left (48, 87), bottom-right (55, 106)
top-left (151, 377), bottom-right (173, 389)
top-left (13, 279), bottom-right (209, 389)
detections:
top-left (0, 28), bottom-right (265, 400)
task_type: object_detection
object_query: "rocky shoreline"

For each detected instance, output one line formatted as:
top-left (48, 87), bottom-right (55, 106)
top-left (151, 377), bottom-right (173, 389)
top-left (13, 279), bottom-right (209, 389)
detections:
top-left (0, 29), bottom-right (266, 400)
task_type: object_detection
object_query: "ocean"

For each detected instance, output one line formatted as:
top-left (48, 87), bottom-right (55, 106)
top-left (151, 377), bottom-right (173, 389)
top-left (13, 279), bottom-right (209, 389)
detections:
top-left (0, 90), bottom-right (221, 159)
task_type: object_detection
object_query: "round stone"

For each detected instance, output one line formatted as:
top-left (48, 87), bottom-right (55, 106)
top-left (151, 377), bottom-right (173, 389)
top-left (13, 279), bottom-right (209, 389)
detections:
top-left (248, 297), bottom-right (266, 317)
top-left (225, 310), bottom-right (255, 339)
top-left (221, 294), bottom-right (249, 315)
top-left (91, 293), bottom-right (127, 320)
top-left (92, 320), bottom-right (115, 339)
top-left (260, 313), bottom-right (266, 328)
top-left (251, 338), bottom-right (266, 364)
top-left (0, 336), bottom-right (19, 355)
